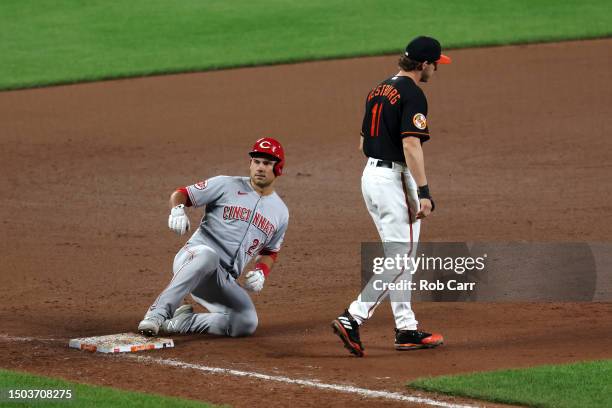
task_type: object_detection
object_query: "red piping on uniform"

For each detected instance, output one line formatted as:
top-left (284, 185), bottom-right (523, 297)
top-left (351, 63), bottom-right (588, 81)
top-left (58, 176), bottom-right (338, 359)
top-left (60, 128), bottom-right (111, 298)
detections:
top-left (366, 266), bottom-right (405, 319)
top-left (150, 244), bottom-right (195, 310)
top-left (400, 173), bottom-right (415, 247)
top-left (365, 173), bottom-right (415, 320)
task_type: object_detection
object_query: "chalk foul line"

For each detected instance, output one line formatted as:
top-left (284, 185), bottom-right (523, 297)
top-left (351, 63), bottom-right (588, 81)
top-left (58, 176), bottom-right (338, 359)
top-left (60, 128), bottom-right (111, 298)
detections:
top-left (127, 355), bottom-right (478, 408)
top-left (0, 334), bottom-right (478, 408)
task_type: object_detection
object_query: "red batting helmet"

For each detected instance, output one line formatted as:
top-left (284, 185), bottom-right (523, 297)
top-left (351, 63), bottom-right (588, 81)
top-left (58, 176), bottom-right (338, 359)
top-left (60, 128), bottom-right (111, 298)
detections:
top-left (249, 137), bottom-right (285, 176)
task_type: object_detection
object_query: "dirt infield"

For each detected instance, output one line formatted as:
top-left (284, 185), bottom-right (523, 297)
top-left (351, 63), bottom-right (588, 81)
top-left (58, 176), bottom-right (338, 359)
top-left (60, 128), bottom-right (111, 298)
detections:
top-left (1, 39), bottom-right (611, 407)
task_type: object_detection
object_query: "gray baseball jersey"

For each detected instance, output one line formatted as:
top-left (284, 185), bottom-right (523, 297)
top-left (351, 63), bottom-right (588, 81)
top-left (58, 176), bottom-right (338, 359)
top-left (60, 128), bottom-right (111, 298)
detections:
top-left (185, 175), bottom-right (289, 278)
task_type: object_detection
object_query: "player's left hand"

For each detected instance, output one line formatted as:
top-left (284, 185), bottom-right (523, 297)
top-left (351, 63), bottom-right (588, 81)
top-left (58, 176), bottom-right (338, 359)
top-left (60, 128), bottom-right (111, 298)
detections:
top-left (244, 269), bottom-right (265, 292)
top-left (417, 198), bottom-right (434, 219)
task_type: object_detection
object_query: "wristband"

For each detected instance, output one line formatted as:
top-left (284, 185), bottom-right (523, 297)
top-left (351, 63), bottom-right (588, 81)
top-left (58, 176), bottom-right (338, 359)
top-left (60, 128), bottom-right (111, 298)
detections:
top-left (417, 185), bottom-right (431, 199)
top-left (255, 262), bottom-right (270, 277)
top-left (417, 185), bottom-right (436, 212)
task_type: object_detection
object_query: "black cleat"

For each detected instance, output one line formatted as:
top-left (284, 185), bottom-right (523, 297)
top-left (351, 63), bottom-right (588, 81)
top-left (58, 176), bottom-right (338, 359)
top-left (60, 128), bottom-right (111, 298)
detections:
top-left (331, 310), bottom-right (365, 357)
top-left (394, 329), bottom-right (444, 350)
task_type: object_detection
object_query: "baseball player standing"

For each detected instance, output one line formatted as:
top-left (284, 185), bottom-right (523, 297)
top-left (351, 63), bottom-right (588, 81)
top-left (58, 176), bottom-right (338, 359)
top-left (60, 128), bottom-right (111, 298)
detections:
top-left (331, 36), bottom-right (451, 356)
top-left (138, 138), bottom-right (289, 337)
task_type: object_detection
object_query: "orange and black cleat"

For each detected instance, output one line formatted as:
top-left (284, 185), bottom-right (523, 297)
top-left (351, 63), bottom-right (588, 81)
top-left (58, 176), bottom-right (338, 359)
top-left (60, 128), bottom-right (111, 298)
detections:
top-left (331, 310), bottom-right (365, 357)
top-left (394, 329), bottom-right (444, 350)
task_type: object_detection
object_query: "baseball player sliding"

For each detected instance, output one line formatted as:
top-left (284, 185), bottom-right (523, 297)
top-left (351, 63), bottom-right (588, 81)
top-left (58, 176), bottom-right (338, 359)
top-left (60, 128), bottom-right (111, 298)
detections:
top-left (138, 138), bottom-right (289, 337)
top-left (332, 36), bottom-right (451, 356)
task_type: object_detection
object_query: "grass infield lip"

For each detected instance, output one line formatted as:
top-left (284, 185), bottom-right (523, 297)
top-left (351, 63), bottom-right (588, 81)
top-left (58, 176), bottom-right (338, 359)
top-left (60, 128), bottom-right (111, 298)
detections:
top-left (0, 368), bottom-right (222, 408)
top-left (408, 359), bottom-right (612, 408)
top-left (1, 34), bottom-right (612, 93)
top-left (1, 1), bottom-right (612, 91)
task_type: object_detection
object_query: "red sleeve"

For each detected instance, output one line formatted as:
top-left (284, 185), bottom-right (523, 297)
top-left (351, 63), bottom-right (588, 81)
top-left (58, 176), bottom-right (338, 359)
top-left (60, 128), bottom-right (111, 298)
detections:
top-left (176, 187), bottom-right (193, 207)
top-left (255, 262), bottom-right (271, 277)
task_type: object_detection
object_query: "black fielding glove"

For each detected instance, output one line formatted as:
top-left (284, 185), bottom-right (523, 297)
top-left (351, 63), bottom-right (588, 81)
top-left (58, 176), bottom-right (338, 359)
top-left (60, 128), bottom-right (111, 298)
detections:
top-left (418, 185), bottom-right (435, 212)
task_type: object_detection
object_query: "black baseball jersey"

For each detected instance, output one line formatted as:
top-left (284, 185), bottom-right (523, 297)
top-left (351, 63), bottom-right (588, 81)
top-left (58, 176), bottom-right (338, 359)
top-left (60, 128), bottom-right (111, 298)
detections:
top-left (361, 75), bottom-right (430, 163)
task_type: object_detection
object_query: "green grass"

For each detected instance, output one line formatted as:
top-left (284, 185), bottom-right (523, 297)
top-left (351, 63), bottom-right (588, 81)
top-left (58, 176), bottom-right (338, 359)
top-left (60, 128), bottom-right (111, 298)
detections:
top-left (1, 0), bottom-right (611, 90)
top-left (0, 368), bottom-right (220, 407)
top-left (410, 360), bottom-right (612, 408)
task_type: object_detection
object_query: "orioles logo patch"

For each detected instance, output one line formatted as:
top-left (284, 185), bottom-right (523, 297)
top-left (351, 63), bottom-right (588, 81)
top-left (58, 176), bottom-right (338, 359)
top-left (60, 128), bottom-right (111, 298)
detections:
top-left (194, 180), bottom-right (208, 190)
top-left (413, 113), bottom-right (427, 130)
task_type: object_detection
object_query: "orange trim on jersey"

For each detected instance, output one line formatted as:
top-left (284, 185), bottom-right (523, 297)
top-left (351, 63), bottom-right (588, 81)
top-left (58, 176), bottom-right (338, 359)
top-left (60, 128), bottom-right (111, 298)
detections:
top-left (374, 104), bottom-right (382, 136)
top-left (401, 131), bottom-right (430, 136)
top-left (370, 104), bottom-right (380, 136)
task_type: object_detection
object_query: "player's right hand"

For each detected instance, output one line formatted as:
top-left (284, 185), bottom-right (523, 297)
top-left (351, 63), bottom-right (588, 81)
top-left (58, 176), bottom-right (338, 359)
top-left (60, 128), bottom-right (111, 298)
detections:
top-left (244, 269), bottom-right (265, 292)
top-left (168, 204), bottom-right (190, 235)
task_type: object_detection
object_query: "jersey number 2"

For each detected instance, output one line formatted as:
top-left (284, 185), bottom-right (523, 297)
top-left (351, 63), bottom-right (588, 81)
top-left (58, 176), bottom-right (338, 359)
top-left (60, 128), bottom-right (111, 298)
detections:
top-left (247, 239), bottom-right (261, 256)
top-left (370, 103), bottom-right (382, 137)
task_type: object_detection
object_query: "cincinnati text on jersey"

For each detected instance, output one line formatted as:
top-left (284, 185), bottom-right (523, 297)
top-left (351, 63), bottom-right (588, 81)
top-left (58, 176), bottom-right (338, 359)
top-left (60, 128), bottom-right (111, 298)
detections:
top-left (222, 205), bottom-right (276, 237)
top-left (367, 84), bottom-right (400, 105)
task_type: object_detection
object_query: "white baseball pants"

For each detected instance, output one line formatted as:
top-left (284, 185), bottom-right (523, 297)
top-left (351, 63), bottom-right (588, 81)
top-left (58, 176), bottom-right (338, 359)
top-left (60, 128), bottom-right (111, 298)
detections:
top-left (348, 158), bottom-right (422, 330)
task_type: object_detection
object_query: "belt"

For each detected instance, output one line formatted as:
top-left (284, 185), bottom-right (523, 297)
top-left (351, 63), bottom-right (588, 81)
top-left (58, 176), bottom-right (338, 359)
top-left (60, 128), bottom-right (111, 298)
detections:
top-left (375, 159), bottom-right (394, 169)
top-left (367, 157), bottom-right (408, 172)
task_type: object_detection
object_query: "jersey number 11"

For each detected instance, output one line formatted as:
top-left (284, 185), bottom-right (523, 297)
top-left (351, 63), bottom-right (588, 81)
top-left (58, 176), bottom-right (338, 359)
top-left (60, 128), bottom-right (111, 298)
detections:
top-left (370, 103), bottom-right (382, 137)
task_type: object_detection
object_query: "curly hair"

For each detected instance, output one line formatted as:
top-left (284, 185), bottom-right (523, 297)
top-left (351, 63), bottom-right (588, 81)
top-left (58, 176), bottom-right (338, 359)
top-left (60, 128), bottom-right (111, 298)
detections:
top-left (398, 54), bottom-right (424, 72)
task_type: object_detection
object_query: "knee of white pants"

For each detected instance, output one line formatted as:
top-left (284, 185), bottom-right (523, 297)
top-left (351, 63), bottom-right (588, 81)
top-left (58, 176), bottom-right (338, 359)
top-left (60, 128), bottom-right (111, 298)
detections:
top-left (228, 310), bottom-right (258, 337)
top-left (382, 219), bottom-right (421, 244)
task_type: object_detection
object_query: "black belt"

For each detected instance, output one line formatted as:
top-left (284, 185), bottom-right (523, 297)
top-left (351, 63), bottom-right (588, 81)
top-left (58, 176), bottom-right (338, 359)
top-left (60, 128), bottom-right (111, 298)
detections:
top-left (375, 159), bottom-right (394, 168)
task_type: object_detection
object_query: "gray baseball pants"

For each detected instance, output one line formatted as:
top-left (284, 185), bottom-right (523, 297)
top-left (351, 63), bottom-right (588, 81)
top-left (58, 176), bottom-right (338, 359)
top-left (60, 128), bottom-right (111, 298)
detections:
top-left (145, 233), bottom-right (257, 337)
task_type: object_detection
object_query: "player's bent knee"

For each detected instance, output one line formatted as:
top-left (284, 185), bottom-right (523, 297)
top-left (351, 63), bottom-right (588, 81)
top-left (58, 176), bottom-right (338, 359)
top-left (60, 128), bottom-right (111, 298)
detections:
top-left (228, 311), bottom-right (258, 337)
top-left (192, 245), bottom-right (220, 272)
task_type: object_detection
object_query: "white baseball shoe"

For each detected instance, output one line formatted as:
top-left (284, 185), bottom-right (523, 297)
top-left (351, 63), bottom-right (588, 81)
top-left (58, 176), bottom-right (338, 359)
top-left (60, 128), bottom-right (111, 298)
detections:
top-left (161, 304), bottom-right (194, 334)
top-left (138, 315), bottom-right (164, 337)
